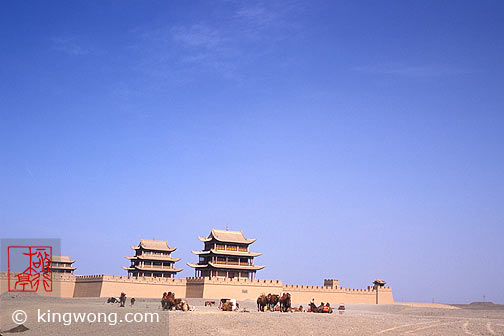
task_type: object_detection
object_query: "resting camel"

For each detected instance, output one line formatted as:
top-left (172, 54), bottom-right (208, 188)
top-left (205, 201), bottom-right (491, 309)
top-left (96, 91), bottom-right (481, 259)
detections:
top-left (292, 305), bottom-right (303, 312)
top-left (279, 293), bottom-right (291, 312)
top-left (161, 292), bottom-right (189, 311)
top-left (257, 294), bottom-right (268, 312)
top-left (221, 301), bottom-right (233, 311)
top-left (219, 298), bottom-right (238, 311)
top-left (130, 297), bottom-right (136, 306)
top-left (107, 297), bottom-right (118, 304)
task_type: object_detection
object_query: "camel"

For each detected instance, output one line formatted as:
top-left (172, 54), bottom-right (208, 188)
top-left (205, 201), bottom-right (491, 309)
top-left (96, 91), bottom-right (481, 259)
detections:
top-left (106, 297), bottom-right (118, 304)
top-left (130, 297), bottom-right (136, 306)
top-left (161, 292), bottom-right (188, 311)
top-left (309, 302), bottom-right (319, 312)
top-left (220, 298), bottom-right (238, 311)
top-left (267, 294), bottom-right (279, 311)
top-left (292, 305), bottom-right (303, 312)
top-left (279, 293), bottom-right (291, 312)
top-left (173, 298), bottom-right (187, 311)
top-left (257, 294), bottom-right (268, 311)
top-left (221, 301), bottom-right (234, 311)
top-left (119, 293), bottom-right (127, 307)
top-left (161, 292), bottom-right (169, 310)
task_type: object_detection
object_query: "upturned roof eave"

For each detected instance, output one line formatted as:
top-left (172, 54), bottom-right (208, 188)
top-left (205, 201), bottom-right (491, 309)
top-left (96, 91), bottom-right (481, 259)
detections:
top-left (208, 262), bottom-right (265, 270)
top-left (199, 229), bottom-right (257, 245)
top-left (132, 266), bottom-right (183, 272)
top-left (187, 263), bottom-right (207, 268)
top-left (131, 240), bottom-right (177, 252)
top-left (192, 249), bottom-right (261, 257)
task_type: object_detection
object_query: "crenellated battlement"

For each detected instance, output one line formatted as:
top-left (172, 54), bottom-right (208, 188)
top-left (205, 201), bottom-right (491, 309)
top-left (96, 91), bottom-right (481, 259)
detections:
top-left (283, 284), bottom-right (375, 293)
top-left (186, 276), bottom-right (282, 286)
top-left (76, 274), bottom-right (105, 280)
top-left (0, 272), bottom-right (76, 282)
top-left (76, 274), bottom-right (186, 284)
top-left (0, 272), bottom-right (77, 298)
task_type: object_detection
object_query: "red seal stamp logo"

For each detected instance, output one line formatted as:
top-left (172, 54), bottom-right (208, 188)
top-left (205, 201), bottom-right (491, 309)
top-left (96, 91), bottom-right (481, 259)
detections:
top-left (8, 246), bottom-right (53, 292)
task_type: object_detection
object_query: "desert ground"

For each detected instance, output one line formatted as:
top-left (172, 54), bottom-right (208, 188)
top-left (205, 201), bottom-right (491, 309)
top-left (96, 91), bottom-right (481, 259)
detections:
top-left (1, 293), bottom-right (503, 335)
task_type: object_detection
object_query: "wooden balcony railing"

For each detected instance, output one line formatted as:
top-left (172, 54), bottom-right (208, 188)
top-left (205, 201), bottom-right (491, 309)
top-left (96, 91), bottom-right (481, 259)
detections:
top-left (213, 260), bottom-right (252, 266)
top-left (139, 265), bottom-right (174, 270)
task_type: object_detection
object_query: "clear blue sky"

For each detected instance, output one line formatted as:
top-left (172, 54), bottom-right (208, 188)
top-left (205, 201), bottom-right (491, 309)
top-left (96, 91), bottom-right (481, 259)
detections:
top-left (1, 1), bottom-right (503, 304)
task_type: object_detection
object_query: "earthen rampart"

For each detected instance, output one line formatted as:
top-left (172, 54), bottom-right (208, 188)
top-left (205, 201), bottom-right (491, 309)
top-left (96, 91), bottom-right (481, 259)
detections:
top-left (0, 273), bottom-right (394, 304)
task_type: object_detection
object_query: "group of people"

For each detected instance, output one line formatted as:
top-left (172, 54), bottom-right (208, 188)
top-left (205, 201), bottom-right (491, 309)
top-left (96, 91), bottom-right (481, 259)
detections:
top-left (309, 298), bottom-right (333, 313)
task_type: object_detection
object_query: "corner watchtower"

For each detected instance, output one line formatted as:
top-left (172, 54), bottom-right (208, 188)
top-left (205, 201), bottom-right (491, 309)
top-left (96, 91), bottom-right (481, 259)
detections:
top-left (323, 279), bottom-right (340, 288)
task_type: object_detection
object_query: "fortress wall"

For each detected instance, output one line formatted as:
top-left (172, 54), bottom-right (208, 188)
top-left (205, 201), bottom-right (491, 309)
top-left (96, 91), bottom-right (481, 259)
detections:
top-left (0, 273), bottom-right (8, 294)
top-left (73, 275), bottom-right (104, 297)
top-left (1, 272), bottom-right (394, 304)
top-left (283, 285), bottom-right (394, 305)
top-left (184, 278), bottom-right (393, 305)
top-left (284, 285), bottom-right (372, 305)
top-left (186, 277), bottom-right (284, 300)
top-left (185, 278), bottom-right (204, 298)
top-left (52, 274), bottom-right (77, 298)
top-left (74, 275), bottom-right (187, 298)
top-left (376, 287), bottom-right (394, 304)
top-left (0, 272), bottom-right (76, 298)
top-left (100, 275), bottom-right (186, 298)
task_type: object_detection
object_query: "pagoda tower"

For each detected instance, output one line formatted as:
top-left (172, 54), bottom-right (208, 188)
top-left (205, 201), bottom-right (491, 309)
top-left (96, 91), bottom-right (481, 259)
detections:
top-left (187, 228), bottom-right (264, 280)
top-left (123, 239), bottom-right (183, 278)
top-left (52, 256), bottom-right (77, 274)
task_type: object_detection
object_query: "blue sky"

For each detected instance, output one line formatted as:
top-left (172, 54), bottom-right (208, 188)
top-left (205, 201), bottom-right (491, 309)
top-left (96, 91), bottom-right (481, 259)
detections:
top-left (1, 1), bottom-right (503, 304)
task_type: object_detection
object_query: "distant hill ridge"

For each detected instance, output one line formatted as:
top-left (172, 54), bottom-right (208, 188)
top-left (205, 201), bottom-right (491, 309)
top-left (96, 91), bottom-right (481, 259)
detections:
top-left (453, 301), bottom-right (504, 310)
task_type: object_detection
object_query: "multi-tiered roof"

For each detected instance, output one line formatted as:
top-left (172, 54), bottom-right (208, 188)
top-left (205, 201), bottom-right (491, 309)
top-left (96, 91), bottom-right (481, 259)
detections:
top-left (187, 228), bottom-right (264, 280)
top-left (52, 256), bottom-right (77, 274)
top-left (123, 239), bottom-right (183, 278)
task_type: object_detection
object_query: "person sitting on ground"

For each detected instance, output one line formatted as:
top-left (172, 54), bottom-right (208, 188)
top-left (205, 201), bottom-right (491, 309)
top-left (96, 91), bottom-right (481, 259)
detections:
top-left (323, 302), bottom-right (333, 313)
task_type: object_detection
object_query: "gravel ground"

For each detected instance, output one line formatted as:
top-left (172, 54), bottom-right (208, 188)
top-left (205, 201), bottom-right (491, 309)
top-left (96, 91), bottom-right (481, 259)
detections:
top-left (1, 293), bottom-right (503, 335)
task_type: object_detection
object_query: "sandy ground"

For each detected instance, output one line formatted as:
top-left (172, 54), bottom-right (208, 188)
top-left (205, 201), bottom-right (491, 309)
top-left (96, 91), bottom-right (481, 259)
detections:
top-left (1, 293), bottom-right (503, 335)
